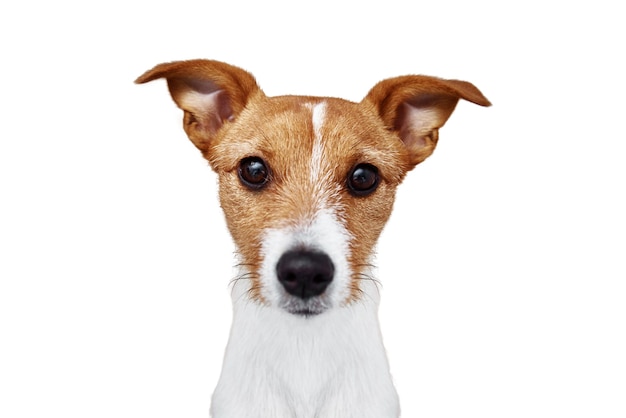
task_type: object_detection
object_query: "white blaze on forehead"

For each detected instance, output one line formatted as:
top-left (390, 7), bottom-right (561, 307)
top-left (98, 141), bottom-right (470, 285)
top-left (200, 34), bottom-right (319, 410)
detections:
top-left (310, 101), bottom-right (327, 183)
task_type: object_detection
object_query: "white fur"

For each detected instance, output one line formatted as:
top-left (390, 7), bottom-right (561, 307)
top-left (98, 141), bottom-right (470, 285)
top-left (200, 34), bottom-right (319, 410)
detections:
top-left (259, 207), bottom-right (351, 314)
top-left (310, 102), bottom-right (327, 183)
top-left (211, 279), bottom-right (399, 418)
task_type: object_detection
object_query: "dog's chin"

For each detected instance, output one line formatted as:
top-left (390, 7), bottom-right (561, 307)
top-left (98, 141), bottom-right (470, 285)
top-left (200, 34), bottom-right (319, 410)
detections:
top-left (280, 296), bottom-right (330, 317)
top-left (288, 308), bottom-right (323, 317)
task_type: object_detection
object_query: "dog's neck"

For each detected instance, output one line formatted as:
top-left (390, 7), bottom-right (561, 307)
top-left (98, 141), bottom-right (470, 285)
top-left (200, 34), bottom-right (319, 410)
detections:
top-left (210, 279), bottom-right (400, 418)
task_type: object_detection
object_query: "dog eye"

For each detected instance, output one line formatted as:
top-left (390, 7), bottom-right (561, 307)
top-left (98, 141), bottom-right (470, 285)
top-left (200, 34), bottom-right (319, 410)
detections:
top-left (238, 157), bottom-right (269, 189)
top-left (347, 163), bottom-right (379, 196)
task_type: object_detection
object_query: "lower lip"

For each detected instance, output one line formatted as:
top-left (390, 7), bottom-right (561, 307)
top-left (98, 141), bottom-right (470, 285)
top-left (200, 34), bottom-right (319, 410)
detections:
top-left (290, 308), bottom-right (323, 317)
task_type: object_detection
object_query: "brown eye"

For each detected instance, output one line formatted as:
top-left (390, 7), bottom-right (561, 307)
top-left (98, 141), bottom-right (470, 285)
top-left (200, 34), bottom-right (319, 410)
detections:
top-left (347, 163), bottom-right (379, 196)
top-left (238, 157), bottom-right (269, 189)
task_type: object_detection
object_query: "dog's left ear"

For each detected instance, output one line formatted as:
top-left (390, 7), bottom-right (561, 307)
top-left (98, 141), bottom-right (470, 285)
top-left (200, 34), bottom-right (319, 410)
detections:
top-left (135, 59), bottom-right (261, 154)
top-left (363, 75), bottom-right (491, 167)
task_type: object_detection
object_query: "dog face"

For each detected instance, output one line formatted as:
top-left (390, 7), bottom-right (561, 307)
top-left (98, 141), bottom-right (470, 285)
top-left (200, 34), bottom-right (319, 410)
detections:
top-left (136, 60), bottom-right (490, 315)
top-left (211, 96), bottom-right (411, 314)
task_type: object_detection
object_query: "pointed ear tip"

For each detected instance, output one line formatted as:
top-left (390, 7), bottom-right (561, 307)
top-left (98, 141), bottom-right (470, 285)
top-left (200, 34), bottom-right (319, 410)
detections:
top-left (449, 79), bottom-right (491, 107)
top-left (469, 93), bottom-right (492, 107)
top-left (134, 72), bottom-right (157, 85)
top-left (134, 73), bottom-right (149, 84)
top-left (135, 65), bottom-right (169, 84)
top-left (465, 88), bottom-right (491, 107)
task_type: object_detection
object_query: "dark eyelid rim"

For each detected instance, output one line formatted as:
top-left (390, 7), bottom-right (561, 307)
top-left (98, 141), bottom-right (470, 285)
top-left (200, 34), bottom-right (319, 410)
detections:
top-left (347, 162), bottom-right (379, 196)
top-left (238, 156), bottom-right (270, 190)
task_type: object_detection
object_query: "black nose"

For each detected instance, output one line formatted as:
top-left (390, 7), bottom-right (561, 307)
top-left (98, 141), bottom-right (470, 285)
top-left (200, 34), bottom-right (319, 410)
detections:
top-left (276, 250), bottom-right (334, 299)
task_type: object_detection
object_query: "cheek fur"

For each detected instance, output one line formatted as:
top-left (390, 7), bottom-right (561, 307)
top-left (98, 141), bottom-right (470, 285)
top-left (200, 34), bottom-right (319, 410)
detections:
top-left (344, 185), bottom-right (396, 277)
top-left (218, 175), bottom-right (269, 300)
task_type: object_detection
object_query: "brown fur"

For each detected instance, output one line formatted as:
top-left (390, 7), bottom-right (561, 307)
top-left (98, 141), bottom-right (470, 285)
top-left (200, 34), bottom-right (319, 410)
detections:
top-left (136, 60), bottom-right (490, 304)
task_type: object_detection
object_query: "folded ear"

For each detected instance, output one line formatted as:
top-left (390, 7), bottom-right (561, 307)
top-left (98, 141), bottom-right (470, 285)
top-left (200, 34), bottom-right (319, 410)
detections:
top-left (135, 59), bottom-right (261, 153)
top-left (363, 75), bottom-right (491, 166)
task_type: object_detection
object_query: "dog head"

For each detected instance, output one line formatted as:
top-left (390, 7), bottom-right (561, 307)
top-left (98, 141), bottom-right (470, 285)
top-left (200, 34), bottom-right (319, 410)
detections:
top-left (136, 59), bottom-right (490, 316)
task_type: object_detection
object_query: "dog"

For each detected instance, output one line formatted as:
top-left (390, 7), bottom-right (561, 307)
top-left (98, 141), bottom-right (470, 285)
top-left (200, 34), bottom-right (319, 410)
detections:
top-left (136, 59), bottom-right (490, 418)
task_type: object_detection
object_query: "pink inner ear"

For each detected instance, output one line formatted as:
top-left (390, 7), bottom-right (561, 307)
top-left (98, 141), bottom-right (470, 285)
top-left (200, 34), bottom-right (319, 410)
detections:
top-left (395, 103), bottom-right (442, 148)
top-left (167, 77), bottom-right (236, 135)
top-left (400, 130), bottom-right (427, 150)
top-left (214, 90), bottom-right (235, 123)
top-left (184, 79), bottom-right (234, 126)
top-left (178, 88), bottom-right (234, 133)
top-left (187, 79), bottom-right (234, 122)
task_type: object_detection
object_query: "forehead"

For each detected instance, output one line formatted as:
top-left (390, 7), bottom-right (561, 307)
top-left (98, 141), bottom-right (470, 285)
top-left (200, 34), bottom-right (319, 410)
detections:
top-left (211, 95), bottom-right (409, 181)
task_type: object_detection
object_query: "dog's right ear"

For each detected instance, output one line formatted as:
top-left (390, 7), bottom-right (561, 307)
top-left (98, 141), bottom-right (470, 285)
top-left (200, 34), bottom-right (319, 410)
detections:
top-left (363, 75), bottom-right (490, 167)
top-left (135, 59), bottom-right (261, 153)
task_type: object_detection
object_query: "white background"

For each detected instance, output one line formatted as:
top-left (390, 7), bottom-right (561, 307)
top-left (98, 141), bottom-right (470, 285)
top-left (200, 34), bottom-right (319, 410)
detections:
top-left (1, 1), bottom-right (624, 417)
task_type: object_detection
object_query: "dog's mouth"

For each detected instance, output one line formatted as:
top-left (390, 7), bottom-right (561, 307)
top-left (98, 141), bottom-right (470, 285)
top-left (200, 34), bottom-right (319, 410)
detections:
top-left (290, 308), bottom-right (322, 317)
top-left (280, 296), bottom-right (330, 317)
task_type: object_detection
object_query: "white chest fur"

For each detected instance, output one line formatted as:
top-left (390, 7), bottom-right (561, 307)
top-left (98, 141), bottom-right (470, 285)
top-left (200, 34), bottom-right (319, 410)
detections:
top-left (210, 281), bottom-right (400, 418)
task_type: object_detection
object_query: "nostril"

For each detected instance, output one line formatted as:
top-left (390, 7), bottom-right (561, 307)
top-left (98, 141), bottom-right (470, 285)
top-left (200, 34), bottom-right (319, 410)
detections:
top-left (276, 250), bottom-right (334, 299)
top-left (313, 274), bottom-right (327, 284)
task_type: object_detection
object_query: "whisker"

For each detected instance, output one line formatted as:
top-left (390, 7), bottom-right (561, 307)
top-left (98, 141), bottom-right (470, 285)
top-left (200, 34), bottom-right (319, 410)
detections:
top-left (228, 269), bottom-right (261, 303)
top-left (354, 262), bottom-right (378, 270)
top-left (354, 272), bottom-right (382, 287)
top-left (352, 270), bottom-right (382, 303)
top-left (228, 271), bottom-right (258, 286)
